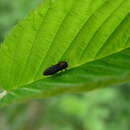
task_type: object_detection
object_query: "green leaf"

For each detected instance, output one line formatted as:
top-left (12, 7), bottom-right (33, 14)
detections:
top-left (0, 0), bottom-right (130, 106)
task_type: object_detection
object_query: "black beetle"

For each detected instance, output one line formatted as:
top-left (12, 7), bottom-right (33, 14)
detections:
top-left (43, 61), bottom-right (68, 76)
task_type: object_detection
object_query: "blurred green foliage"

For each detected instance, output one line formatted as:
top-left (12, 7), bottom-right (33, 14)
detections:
top-left (0, 0), bottom-right (42, 42)
top-left (0, 0), bottom-right (130, 130)
top-left (0, 86), bottom-right (130, 130)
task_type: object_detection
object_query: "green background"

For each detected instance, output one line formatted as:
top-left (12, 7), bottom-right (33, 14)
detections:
top-left (0, 0), bottom-right (130, 130)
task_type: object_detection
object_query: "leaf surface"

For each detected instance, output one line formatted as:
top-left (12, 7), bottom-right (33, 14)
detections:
top-left (0, 0), bottom-right (130, 105)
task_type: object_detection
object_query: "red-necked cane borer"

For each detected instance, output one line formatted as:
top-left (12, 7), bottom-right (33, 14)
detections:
top-left (43, 61), bottom-right (68, 76)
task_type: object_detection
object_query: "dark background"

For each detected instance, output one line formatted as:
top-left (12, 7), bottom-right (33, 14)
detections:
top-left (0, 0), bottom-right (130, 130)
